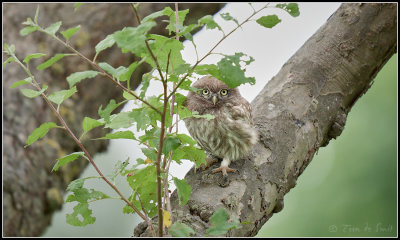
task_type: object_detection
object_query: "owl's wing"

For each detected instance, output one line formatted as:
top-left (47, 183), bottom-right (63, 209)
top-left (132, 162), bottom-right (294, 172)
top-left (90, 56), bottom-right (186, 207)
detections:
top-left (229, 99), bottom-right (253, 125)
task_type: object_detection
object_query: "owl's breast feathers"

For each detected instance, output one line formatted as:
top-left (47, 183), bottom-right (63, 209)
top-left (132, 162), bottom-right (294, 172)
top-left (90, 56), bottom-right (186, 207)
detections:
top-left (184, 100), bottom-right (258, 161)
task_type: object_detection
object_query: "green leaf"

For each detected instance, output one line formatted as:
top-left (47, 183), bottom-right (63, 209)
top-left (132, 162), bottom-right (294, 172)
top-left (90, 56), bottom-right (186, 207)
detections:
top-left (194, 64), bottom-right (220, 79)
top-left (4, 43), bottom-right (15, 55)
top-left (173, 177), bottom-right (191, 206)
top-left (48, 86), bottom-right (77, 105)
top-left (145, 34), bottom-right (185, 72)
top-left (162, 136), bottom-right (181, 155)
top-left (97, 131), bottom-right (136, 140)
top-left (139, 71), bottom-right (153, 98)
top-left (98, 62), bottom-right (117, 76)
top-left (66, 70), bottom-right (99, 88)
top-left (125, 165), bottom-right (158, 217)
top-left (20, 84), bottom-right (48, 98)
top-left (66, 203), bottom-right (96, 226)
top-left (44, 21), bottom-right (62, 35)
top-left (67, 178), bottom-right (86, 191)
top-left (23, 53), bottom-right (46, 64)
top-left (3, 56), bottom-right (15, 67)
top-left (104, 112), bottom-right (134, 129)
top-left (217, 53), bottom-right (256, 88)
top-left (129, 108), bottom-right (150, 131)
top-left (34, 5), bottom-right (40, 23)
top-left (61, 25), bottom-right (81, 41)
top-left (141, 148), bottom-right (157, 162)
top-left (53, 152), bottom-right (85, 171)
top-left (256, 15), bottom-right (281, 28)
top-left (95, 34), bottom-right (115, 55)
top-left (142, 9), bottom-right (165, 23)
top-left (199, 15), bottom-right (222, 32)
top-left (119, 61), bottom-right (140, 82)
top-left (165, 8), bottom-right (190, 35)
top-left (37, 53), bottom-right (70, 70)
top-left (206, 208), bottom-right (241, 236)
top-left (176, 133), bottom-right (197, 146)
top-left (98, 99), bottom-right (125, 123)
top-left (220, 12), bottom-right (240, 26)
top-left (82, 117), bottom-right (105, 135)
top-left (10, 77), bottom-right (32, 89)
top-left (25, 122), bottom-right (58, 147)
top-left (20, 26), bottom-right (39, 36)
top-left (113, 21), bottom-right (156, 55)
top-left (181, 146), bottom-right (206, 168)
top-left (169, 222), bottom-right (195, 237)
top-left (276, 3), bottom-right (300, 17)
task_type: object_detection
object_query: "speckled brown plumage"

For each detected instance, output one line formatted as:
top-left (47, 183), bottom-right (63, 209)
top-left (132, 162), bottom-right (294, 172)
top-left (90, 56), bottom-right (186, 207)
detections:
top-left (183, 76), bottom-right (258, 175)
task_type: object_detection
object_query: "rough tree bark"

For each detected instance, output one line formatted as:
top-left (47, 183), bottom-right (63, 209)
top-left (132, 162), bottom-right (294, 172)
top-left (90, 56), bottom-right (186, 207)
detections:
top-left (2, 3), bottom-right (225, 237)
top-left (134, 3), bottom-right (397, 237)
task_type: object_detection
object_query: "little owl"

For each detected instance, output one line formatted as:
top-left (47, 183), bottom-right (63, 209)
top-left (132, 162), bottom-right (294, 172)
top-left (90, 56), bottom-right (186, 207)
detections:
top-left (184, 76), bottom-right (258, 176)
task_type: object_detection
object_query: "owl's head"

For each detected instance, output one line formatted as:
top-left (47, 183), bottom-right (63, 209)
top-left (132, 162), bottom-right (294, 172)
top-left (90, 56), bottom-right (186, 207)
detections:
top-left (185, 76), bottom-right (240, 111)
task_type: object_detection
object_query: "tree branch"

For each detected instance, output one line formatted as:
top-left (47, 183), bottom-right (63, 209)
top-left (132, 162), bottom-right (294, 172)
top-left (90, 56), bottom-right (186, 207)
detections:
top-left (134, 3), bottom-right (397, 237)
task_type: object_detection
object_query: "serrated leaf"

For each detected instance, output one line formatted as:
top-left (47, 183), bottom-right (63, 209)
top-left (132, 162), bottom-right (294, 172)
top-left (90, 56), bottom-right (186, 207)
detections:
top-left (145, 34), bottom-right (185, 72)
top-left (173, 177), bottom-right (191, 206)
top-left (67, 178), bottom-right (86, 191)
top-left (256, 15), bottom-right (281, 28)
top-left (113, 21), bottom-right (156, 55)
top-left (37, 53), bottom-right (70, 70)
top-left (217, 53), bottom-right (256, 88)
top-left (25, 122), bottom-right (58, 147)
top-left (162, 136), bottom-right (181, 155)
top-left (169, 222), bottom-right (195, 237)
top-left (48, 86), bottom-right (77, 105)
top-left (23, 53), bottom-right (46, 64)
top-left (10, 77), bottom-right (33, 89)
top-left (82, 117), bottom-right (105, 135)
top-left (66, 70), bottom-right (99, 88)
top-left (53, 152), bottom-right (85, 171)
top-left (95, 34), bottom-right (115, 55)
top-left (66, 203), bottom-right (96, 226)
top-left (194, 64), bottom-right (220, 79)
top-left (20, 84), bottom-right (48, 98)
top-left (20, 26), bottom-right (39, 36)
top-left (98, 99), bottom-right (125, 123)
top-left (3, 56), bottom-right (15, 67)
top-left (199, 15), bottom-right (222, 31)
top-left (61, 25), bottom-right (81, 41)
top-left (44, 21), bottom-right (62, 35)
top-left (164, 7), bottom-right (189, 35)
top-left (97, 131), bottom-right (136, 140)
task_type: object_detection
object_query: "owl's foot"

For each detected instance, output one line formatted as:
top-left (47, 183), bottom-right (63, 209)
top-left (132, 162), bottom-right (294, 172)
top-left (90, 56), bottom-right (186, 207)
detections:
top-left (194, 157), bottom-right (218, 173)
top-left (211, 166), bottom-right (237, 176)
top-left (201, 157), bottom-right (219, 170)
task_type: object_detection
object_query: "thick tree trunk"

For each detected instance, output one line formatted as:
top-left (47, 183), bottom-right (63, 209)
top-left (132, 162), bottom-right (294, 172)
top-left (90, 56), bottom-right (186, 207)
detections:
top-left (2, 3), bottom-right (225, 237)
top-left (134, 3), bottom-right (397, 237)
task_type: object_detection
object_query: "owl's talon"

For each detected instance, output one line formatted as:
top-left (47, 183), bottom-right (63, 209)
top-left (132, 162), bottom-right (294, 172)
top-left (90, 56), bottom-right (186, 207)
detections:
top-left (212, 166), bottom-right (237, 176)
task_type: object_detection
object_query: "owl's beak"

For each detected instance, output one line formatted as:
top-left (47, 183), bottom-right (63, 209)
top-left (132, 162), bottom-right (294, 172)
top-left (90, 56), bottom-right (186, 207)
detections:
top-left (212, 95), bottom-right (218, 105)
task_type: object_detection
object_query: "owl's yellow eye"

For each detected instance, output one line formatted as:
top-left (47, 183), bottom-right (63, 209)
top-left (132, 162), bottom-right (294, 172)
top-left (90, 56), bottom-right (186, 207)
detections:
top-left (220, 89), bottom-right (228, 96)
top-left (202, 89), bottom-right (210, 95)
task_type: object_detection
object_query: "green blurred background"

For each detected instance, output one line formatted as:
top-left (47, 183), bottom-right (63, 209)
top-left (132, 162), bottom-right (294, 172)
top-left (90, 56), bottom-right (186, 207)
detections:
top-left (257, 55), bottom-right (397, 237)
